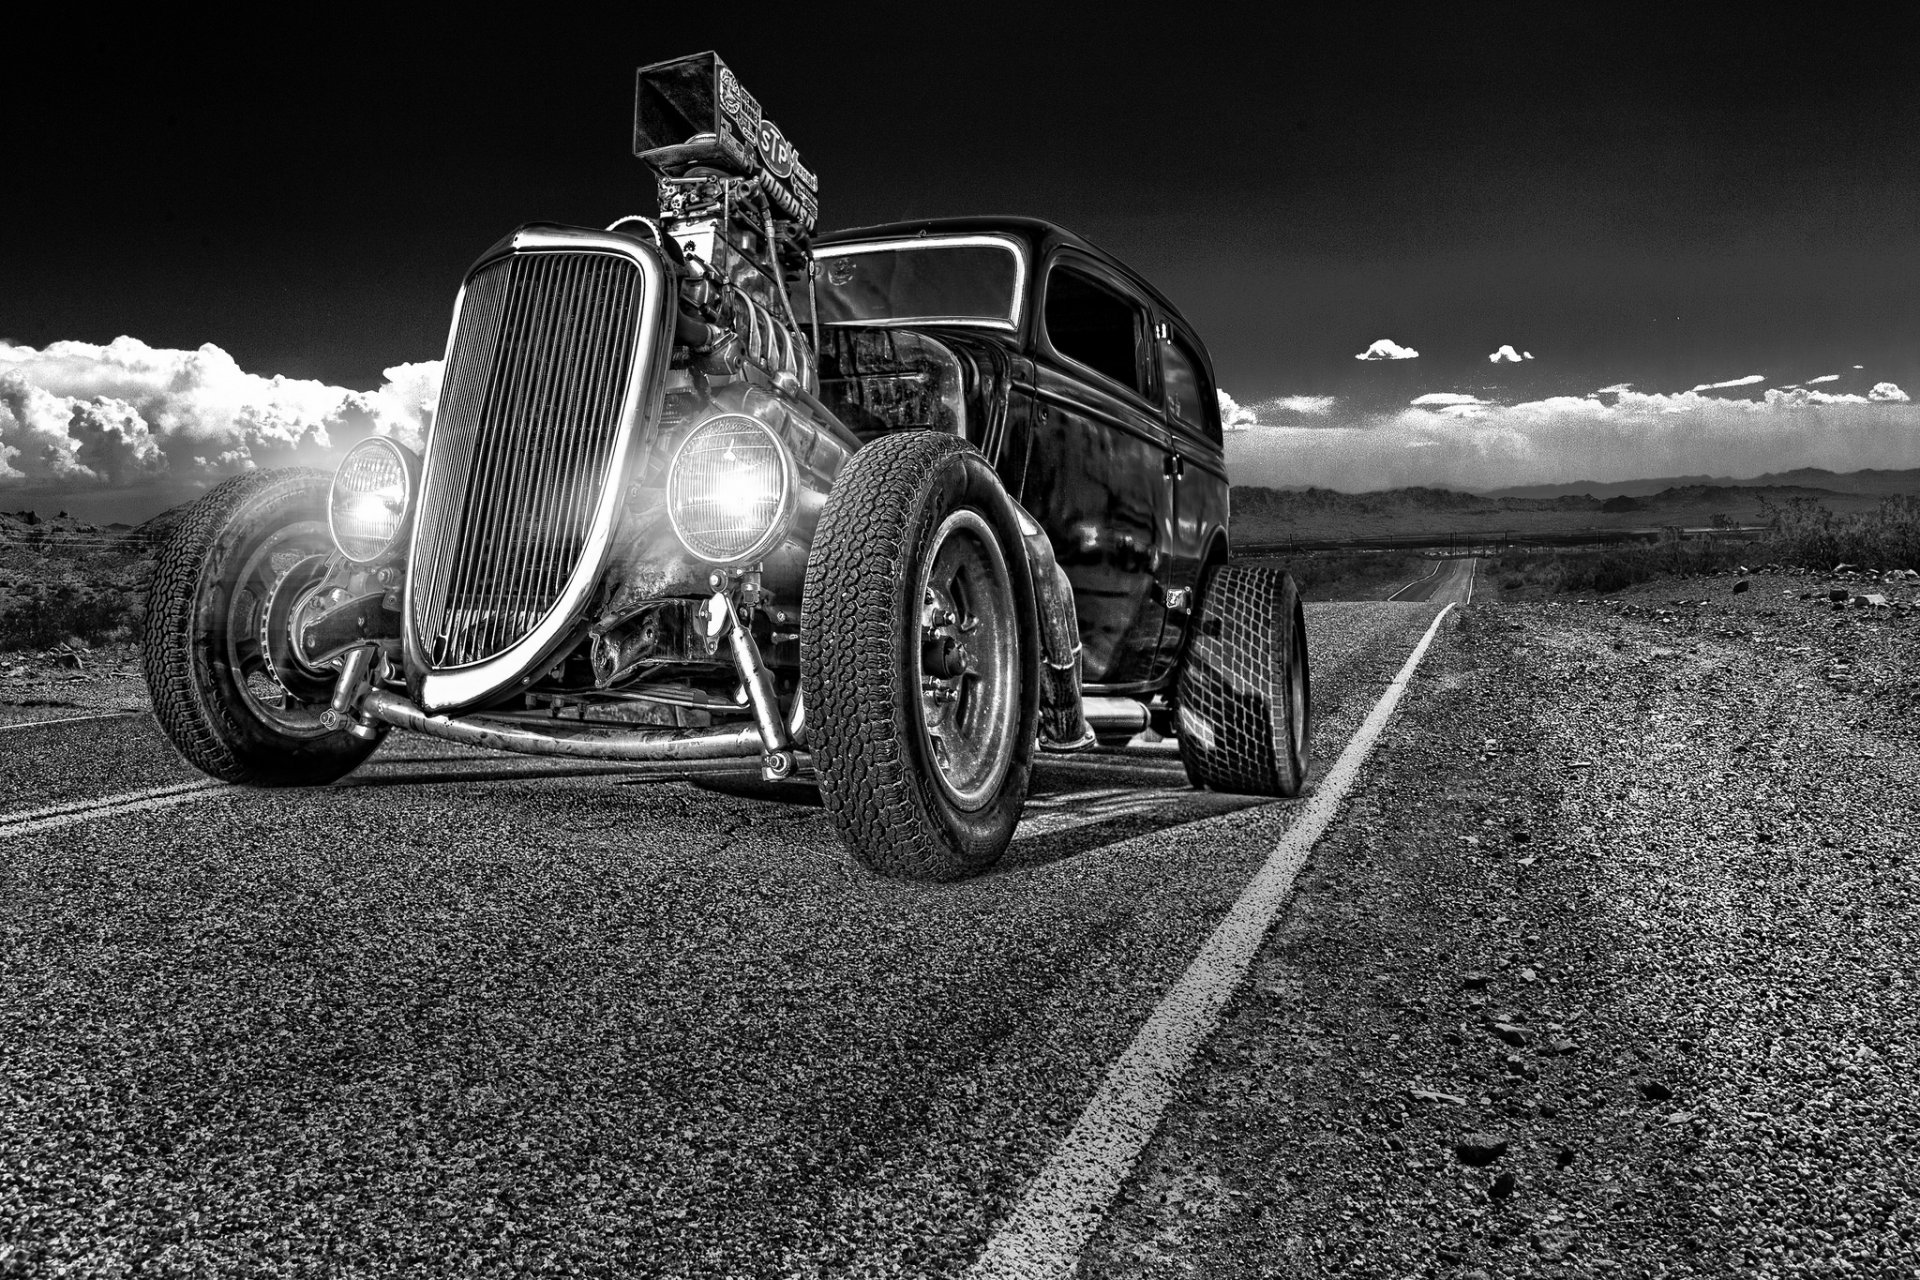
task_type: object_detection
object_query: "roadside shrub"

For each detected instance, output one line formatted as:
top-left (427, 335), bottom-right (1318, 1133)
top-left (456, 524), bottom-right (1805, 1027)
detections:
top-left (1760, 495), bottom-right (1920, 570)
top-left (1488, 535), bottom-right (1748, 597)
top-left (0, 582), bottom-right (138, 651)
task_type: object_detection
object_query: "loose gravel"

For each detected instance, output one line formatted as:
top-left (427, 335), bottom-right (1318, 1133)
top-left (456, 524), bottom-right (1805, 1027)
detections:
top-left (1082, 572), bottom-right (1920, 1277)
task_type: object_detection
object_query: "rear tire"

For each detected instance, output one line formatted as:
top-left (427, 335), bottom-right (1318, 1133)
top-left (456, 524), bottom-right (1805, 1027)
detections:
top-left (142, 468), bottom-right (383, 786)
top-left (801, 432), bottom-right (1040, 880)
top-left (1175, 565), bottom-right (1310, 796)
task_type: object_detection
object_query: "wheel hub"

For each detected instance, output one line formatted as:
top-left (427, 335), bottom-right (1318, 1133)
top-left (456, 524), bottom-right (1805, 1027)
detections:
top-left (913, 509), bottom-right (1019, 812)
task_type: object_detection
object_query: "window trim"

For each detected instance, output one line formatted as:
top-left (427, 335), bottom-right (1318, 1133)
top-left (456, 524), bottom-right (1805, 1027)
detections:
top-left (808, 234), bottom-right (1028, 331)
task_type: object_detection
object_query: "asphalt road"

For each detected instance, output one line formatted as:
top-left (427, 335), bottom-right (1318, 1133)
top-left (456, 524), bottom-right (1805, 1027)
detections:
top-left (1389, 555), bottom-right (1478, 605)
top-left (1, 600), bottom-right (1451, 1277)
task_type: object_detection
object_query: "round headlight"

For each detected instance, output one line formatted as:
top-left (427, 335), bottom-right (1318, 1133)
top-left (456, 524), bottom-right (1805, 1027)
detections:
top-left (329, 436), bottom-right (416, 563)
top-left (666, 414), bottom-right (795, 564)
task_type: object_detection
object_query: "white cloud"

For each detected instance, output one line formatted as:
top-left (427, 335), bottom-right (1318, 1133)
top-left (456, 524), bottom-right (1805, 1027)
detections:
top-left (1854, 365), bottom-right (1865, 369)
top-left (1227, 384), bottom-right (1920, 491)
top-left (1217, 389), bottom-right (1258, 433)
top-left (1806, 374), bottom-right (1840, 384)
top-left (1523, 351), bottom-right (1533, 360)
top-left (1688, 374), bottom-right (1766, 392)
top-left (1408, 391), bottom-right (1491, 419)
top-left (1487, 345), bottom-right (1533, 364)
top-left (0, 337), bottom-right (438, 491)
top-left (1258, 395), bottom-right (1337, 416)
top-left (1355, 338), bottom-right (1419, 361)
top-left (1218, 390), bottom-right (1339, 431)
top-left (1594, 382), bottom-right (1633, 394)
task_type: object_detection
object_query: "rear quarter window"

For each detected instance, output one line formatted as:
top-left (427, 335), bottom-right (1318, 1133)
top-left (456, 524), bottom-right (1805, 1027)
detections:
top-left (1160, 334), bottom-right (1219, 443)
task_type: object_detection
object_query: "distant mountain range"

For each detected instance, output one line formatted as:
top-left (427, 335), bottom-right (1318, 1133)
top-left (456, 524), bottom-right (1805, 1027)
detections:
top-left (1478, 467), bottom-right (1920, 500)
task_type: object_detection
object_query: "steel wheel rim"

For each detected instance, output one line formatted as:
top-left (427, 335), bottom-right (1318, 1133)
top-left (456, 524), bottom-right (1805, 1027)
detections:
top-left (913, 509), bottom-right (1019, 811)
top-left (222, 520), bottom-right (336, 737)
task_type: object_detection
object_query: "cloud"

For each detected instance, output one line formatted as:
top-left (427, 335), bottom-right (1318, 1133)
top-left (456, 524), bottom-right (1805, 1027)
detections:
top-left (1217, 389), bottom-right (1258, 432)
top-left (1487, 345), bottom-right (1533, 364)
top-left (1355, 338), bottom-right (1419, 361)
top-left (1688, 374), bottom-right (1766, 392)
top-left (0, 337), bottom-right (439, 492)
top-left (1226, 383), bottom-right (1920, 492)
top-left (1594, 382), bottom-right (1633, 394)
top-left (1258, 394), bottom-right (1337, 416)
top-left (1218, 391), bottom-right (1340, 431)
top-left (1408, 391), bottom-right (1492, 420)
top-left (1806, 374), bottom-right (1840, 384)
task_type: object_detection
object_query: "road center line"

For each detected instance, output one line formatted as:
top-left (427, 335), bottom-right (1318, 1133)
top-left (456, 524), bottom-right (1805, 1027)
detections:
top-left (966, 604), bottom-right (1458, 1280)
top-left (0, 710), bottom-right (144, 733)
top-left (0, 780), bottom-right (232, 839)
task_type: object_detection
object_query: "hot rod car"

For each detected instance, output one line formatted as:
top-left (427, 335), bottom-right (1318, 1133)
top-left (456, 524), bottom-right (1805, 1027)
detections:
top-left (142, 53), bottom-right (1310, 880)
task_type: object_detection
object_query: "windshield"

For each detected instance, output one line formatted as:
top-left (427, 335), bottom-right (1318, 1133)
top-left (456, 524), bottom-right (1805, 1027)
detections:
top-left (806, 235), bottom-right (1026, 329)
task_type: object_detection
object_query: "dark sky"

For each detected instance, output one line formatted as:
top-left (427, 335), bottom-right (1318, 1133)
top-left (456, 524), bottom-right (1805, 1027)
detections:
top-left (4, 4), bottom-right (1919, 510)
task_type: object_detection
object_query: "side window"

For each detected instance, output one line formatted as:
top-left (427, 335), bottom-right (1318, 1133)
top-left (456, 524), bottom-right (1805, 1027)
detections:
top-left (1160, 332), bottom-right (1219, 442)
top-left (1044, 265), bottom-right (1146, 395)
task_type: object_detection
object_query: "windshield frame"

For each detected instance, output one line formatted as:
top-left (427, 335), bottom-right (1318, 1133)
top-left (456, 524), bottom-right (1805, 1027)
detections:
top-left (808, 234), bottom-right (1029, 332)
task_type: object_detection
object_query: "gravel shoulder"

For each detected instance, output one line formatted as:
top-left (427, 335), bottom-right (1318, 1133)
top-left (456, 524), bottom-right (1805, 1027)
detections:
top-left (1082, 573), bottom-right (1920, 1277)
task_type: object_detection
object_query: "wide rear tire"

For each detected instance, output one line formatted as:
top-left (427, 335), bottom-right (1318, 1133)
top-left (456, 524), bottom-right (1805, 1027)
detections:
top-left (801, 432), bottom-right (1040, 880)
top-left (1175, 565), bottom-right (1311, 796)
top-left (141, 468), bottom-right (383, 786)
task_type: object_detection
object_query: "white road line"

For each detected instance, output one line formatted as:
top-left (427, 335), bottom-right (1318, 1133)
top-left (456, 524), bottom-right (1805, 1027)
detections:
top-left (0, 710), bottom-right (143, 733)
top-left (0, 780), bottom-right (232, 839)
top-left (1465, 555), bottom-right (1478, 604)
top-left (967, 604), bottom-right (1459, 1280)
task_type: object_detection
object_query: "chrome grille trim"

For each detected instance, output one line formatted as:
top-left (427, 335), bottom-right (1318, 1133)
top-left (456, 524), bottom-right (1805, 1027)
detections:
top-left (404, 227), bottom-right (671, 713)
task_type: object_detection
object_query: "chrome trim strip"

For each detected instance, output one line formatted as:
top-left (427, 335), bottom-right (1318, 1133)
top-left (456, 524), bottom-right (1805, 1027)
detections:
top-left (810, 234), bottom-right (1026, 331)
top-left (404, 226), bottom-right (673, 714)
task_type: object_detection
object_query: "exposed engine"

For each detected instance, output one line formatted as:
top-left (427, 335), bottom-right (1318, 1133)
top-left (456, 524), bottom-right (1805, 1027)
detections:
top-left (628, 51), bottom-right (819, 393)
top-left (551, 54), bottom-right (854, 724)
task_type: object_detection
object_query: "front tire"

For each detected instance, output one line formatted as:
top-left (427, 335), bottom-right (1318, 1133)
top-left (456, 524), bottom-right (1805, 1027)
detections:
top-left (801, 432), bottom-right (1040, 880)
top-left (141, 468), bottom-right (383, 786)
top-left (1175, 565), bottom-right (1311, 796)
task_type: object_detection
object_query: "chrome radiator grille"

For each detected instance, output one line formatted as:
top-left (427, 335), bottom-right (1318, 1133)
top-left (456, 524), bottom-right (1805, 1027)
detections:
top-left (411, 250), bottom-right (644, 668)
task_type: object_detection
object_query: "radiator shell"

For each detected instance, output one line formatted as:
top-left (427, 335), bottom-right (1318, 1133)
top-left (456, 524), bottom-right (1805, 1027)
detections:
top-left (404, 225), bottom-right (672, 713)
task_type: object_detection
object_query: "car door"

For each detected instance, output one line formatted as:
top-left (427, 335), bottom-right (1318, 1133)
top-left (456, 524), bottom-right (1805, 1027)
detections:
top-left (1018, 252), bottom-right (1175, 689)
top-left (1149, 317), bottom-right (1227, 677)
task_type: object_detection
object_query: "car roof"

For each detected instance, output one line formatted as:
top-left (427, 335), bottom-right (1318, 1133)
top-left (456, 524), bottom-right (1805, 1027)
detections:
top-left (812, 216), bottom-right (1201, 341)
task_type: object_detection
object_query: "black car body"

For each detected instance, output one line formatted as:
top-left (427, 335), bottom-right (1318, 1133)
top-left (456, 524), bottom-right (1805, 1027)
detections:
top-left (142, 54), bottom-right (1306, 880)
top-left (810, 218), bottom-right (1230, 696)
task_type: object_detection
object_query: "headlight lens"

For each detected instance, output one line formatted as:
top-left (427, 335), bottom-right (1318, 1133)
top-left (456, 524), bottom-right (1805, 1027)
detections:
top-left (329, 436), bottom-right (416, 563)
top-left (667, 414), bottom-right (795, 564)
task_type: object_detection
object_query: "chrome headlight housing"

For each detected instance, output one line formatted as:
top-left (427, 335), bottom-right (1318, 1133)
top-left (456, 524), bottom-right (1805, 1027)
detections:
top-left (666, 414), bottom-right (796, 564)
top-left (329, 436), bottom-right (418, 563)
